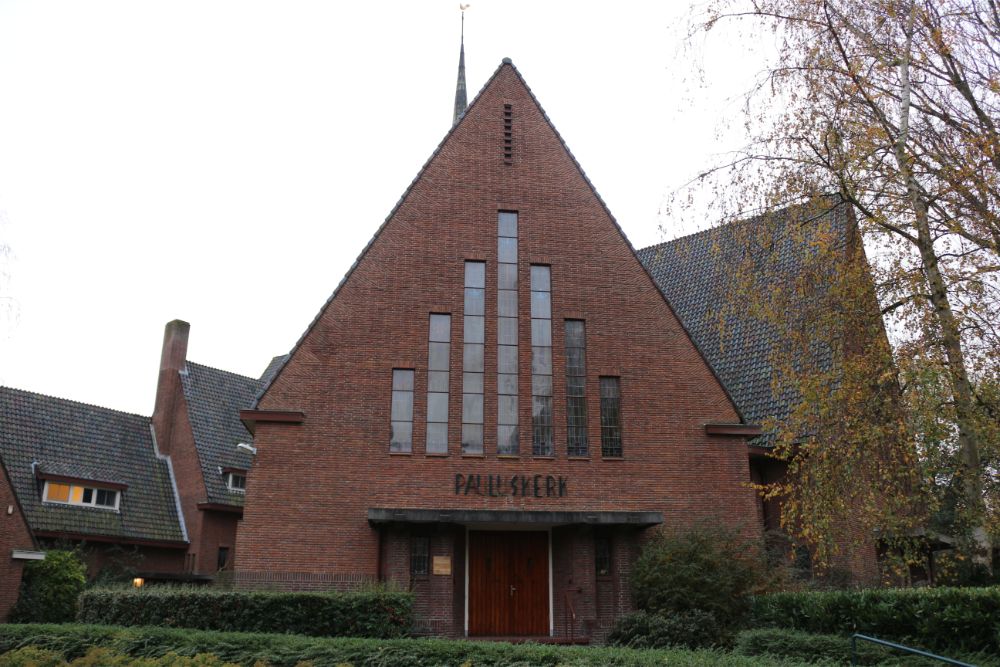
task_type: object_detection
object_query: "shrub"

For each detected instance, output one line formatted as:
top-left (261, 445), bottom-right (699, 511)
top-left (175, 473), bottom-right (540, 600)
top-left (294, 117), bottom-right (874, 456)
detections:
top-left (606, 610), bottom-right (733, 650)
top-left (10, 551), bottom-right (87, 624)
top-left (0, 624), bottom-right (835, 666)
top-left (748, 586), bottom-right (1000, 654)
top-left (0, 647), bottom-right (67, 667)
top-left (630, 524), bottom-right (763, 630)
top-left (76, 587), bottom-right (412, 639)
top-left (734, 628), bottom-right (891, 665)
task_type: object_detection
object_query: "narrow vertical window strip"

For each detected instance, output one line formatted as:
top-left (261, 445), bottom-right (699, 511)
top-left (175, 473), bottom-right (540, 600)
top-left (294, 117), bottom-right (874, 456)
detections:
top-left (426, 314), bottom-right (451, 454)
top-left (497, 212), bottom-right (519, 455)
top-left (600, 376), bottom-right (623, 457)
top-left (531, 265), bottom-right (553, 456)
top-left (390, 369), bottom-right (415, 453)
top-left (564, 320), bottom-right (588, 457)
top-left (503, 104), bottom-right (513, 163)
top-left (462, 262), bottom-right (485, 454)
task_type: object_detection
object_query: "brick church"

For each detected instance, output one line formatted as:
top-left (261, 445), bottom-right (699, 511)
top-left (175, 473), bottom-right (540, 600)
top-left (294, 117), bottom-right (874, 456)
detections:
top-left (0, 45), bottom-right (878, 635)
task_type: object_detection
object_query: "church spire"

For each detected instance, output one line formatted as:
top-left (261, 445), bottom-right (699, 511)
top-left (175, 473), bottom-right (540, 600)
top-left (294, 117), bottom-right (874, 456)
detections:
top-left (453, 5), bottom-right (469, 126)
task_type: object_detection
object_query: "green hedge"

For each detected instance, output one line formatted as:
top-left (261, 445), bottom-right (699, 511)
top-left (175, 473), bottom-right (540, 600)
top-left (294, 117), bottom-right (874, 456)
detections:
top-left (76, 588), bottom-right (412, 639)
top-left (0, 624), bottom-right (827, 666)
top-left (748, 586), bottom-right (1000, 654)
top-left (735, 628), bottom-right (1000, 667)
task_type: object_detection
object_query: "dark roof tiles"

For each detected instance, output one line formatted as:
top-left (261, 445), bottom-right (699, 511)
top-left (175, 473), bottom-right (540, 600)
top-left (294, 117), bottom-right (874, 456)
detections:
top-left (0, 387), bottom-right (185, 543)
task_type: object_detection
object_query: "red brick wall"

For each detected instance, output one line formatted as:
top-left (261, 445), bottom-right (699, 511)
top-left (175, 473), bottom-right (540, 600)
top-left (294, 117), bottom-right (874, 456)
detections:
top-left (0, 463), bottom-right (34, 622)
top-left (236, 63), bottom-right (761, 629)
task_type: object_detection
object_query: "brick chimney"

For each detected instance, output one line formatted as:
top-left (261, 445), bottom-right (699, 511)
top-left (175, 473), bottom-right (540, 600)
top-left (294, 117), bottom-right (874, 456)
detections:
top-left (151, 320), bottom-right (190, 456)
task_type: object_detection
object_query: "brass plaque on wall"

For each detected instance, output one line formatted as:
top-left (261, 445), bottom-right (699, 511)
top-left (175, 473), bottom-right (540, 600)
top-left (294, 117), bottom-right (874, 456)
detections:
top-left (433, 555), bottom-right (452, 575)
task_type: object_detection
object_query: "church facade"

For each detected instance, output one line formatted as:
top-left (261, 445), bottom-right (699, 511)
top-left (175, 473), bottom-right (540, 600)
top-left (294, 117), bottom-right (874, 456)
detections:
top-left (234, 60), bottom-right (768, 639)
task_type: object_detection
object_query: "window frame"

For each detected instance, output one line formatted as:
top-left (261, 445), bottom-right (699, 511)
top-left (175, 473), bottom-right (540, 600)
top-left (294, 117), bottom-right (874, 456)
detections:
top-left (42, 480), bottom-right (121, 511)
top-left (410, 535), bottom-right (430, 577)
top-left (226, 471), bottom-right (247, 493)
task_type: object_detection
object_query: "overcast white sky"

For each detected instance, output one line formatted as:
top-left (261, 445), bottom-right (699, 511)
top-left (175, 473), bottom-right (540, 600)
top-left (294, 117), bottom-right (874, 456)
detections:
top-left (0, 1), bottom-right (768, 416)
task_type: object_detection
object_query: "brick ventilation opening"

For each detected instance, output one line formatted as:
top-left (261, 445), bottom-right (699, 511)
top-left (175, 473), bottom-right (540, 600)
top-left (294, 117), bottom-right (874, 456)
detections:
top-left (503, 105), bottom-right (513, 164)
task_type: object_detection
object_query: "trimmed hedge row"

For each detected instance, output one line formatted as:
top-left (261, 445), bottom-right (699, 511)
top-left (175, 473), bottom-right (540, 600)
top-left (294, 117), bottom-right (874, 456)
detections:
top-left (734, 628), bottom-right (1000, 667)
top-left (76, 588), bottom-right (412, 639)
top-left (748, 586), bottom-right (1000, 654)
top-left (0, 624), bottom-right (824, 667)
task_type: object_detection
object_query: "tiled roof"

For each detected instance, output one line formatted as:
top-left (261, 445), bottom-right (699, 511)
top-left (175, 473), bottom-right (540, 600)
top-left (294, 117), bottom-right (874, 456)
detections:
top-left (0, 387), bottom-right (185, 543)
top-left (637, 199), bottom-right (849, 445)
top-left (180, 356), bottom-right (286, 506)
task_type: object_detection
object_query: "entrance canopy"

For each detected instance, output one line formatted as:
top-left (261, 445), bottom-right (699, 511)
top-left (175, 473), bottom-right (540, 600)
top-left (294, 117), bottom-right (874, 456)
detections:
top-left (367, 508), bottom-right (662, 527)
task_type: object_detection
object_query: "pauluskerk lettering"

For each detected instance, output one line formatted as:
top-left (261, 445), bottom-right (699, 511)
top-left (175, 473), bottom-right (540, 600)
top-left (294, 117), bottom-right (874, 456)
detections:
top-left (454, 473), bottom-right (568, 498)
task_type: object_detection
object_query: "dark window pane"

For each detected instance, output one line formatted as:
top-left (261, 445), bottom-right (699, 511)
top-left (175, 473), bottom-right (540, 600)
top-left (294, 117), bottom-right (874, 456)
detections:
top-left (530, 291), bottom-right (551, 319)
top-left (532, 374), bottom-right (553, 396)
top-left (498, 373), bottom-right (518, 395)
top-left (564, 320), bottom-right (586, 347)
top-left (428, 370), bottom-right (449, 392)
top-left (600, 376), bottom-right (623, 457)
top-left (498, 395), bottom-right (518, 425)
top-left (391, 390), bottom-right (414, 421)
top-left (426, 422), bottom-right (448, 453)
top-left (498, 237), bottom-right (517, 263)
top-left (498, 290), bottom-right (518, 317)
top-left (498, 345), bottom-right (518, 373)
top-left (462, 423), bottom-right (484, 454)
top-left (498, 424), bottom-right (519, 455)
top-left (498, 211), bottom-right (518, 238)
top-left (82, 488), bottom-right (94, 504)
top-left (464, 315), bottom-right (484, 344)
top-left (531, 346), bottom-right (552, 375)
top-left (595, 537), bottom-right (611, 577)
top-left (498, 263), bottom-right (518, 290)
top-left (498, 316), bottom-right (518, 345)
top-left (531, 319), bottom-right (552, 346)
top-left (392, 369), bottom-right (414, 391)
top-left (217, 547), bottom-right (230, 571)
top-left (429, 314), bottom-right (451, 342)
top-left (465, 261), bottom-right (486, 288)
top-left (464, 343), bottom-right (484, 372)
top-left (411, 536), bottom-right (429, 575)
top-left (390, 421), bottom-right (412, 452)
top-left (427, 392), bottom-right (449, 422)
top-left (530, 265), bottom-right (551, 292)
top-left (96, 489), bottom-right (116, 507)
top-left (463, 371), bottom-right (484, 394)
top-left (462, 393), bottom-right (484, 423)
top-left (428, 342), bottom-right (450, 371)
top-left (465, 287), bottom-right (485, 315)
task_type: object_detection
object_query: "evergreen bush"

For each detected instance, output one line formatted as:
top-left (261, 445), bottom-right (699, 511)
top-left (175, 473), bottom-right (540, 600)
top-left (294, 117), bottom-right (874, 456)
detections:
top-left (76, 587), bottom-right (412, 639)
top-left (748, 586), bottom-right (1000, 654)
top-left (10, 550), bottom-right (87, 624)
top-left (606, 609), bottom-right (732, 649)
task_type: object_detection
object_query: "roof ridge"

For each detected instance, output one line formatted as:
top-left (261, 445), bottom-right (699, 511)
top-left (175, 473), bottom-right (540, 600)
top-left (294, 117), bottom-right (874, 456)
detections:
top-left (185, 360), bottom-right (258, 383)
top-left (0, 385), bottom-right (151, 420)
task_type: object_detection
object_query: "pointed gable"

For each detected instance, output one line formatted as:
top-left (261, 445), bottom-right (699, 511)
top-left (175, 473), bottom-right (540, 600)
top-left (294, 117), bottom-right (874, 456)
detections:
top-left (257, 61), bottom-right (739, 424)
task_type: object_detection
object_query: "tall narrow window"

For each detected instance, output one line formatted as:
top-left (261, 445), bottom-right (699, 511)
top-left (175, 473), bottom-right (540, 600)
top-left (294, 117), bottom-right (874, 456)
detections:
top-left (410, 536), bottom-right (429, 576)
top-left (426, 314), bottom-right (451, 454)
top-left (595, 537), bottom-right (611, 577)
top-left (390, 369), bottom-right (415, 453)
top-left (497, 211), bottom-right (519, 455)
top-left (462, 261), bottom-right (485, 454)
top-left (564, 320), bottom-right (588, 456)
top-left (600, 376), bottom-right (623, 457)
top-left (530, 265), bottom-right (553, 456)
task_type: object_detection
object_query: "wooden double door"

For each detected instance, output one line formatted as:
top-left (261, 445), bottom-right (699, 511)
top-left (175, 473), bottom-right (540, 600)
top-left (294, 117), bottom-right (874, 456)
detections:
top-left (468, 530), bottom-right (550, 636)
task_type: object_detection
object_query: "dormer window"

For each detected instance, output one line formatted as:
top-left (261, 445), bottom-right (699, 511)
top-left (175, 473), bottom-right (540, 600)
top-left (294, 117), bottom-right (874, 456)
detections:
top-left (42, 481), bottom-right (120, 511)
top-left (226, 471), bottom-right (247, 492)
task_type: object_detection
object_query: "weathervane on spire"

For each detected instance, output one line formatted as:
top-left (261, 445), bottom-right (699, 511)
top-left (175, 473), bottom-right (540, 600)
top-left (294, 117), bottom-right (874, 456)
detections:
top-left (453, 4), bottom-right (470, 127)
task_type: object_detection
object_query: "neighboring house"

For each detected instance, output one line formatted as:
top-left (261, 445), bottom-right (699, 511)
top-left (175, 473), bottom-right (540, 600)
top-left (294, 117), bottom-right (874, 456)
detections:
top-left (0, 456), bottom-right (41, 622)
top-left (0, 323), bottom-right (281, 612)
top-left (0, 387), bottom-right (189, 582)
top-left (151, 319), bottom-right (285, 576)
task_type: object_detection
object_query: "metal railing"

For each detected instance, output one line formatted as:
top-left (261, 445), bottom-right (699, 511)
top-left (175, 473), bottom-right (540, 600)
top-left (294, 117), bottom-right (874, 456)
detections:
top-left (564, 591), bottom-right (577, 644)
top-left (851, 634), bottom-right (978, 666)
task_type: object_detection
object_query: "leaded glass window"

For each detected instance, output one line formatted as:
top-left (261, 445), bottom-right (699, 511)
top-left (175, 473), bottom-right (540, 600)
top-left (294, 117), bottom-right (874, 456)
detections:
top-left (564, 320), bottom-right (588, 456)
